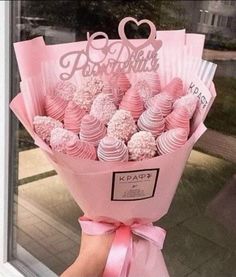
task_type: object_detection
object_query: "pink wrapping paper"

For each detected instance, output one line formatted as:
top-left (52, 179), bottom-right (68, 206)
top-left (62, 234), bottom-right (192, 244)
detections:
top-left (10, 91), bottom-right (206, 224)
top-left (79, 218), bottom-right (169, 277)
top-left (10, 18), bottom-right (217, 277)
top-left (128, 240), bottom-right (169, 277)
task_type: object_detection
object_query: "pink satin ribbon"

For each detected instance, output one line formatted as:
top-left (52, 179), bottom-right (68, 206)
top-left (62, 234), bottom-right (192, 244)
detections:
top-left (79, 217), bottom-right (166, 277)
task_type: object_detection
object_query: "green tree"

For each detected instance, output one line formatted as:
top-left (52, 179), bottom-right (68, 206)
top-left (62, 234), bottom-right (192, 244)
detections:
top-left (22, 0), bottom-right (188, 40)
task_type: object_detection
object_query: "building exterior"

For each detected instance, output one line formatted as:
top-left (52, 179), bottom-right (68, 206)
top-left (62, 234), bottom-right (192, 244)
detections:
top-left (182, 0), bottom-right (236, 44)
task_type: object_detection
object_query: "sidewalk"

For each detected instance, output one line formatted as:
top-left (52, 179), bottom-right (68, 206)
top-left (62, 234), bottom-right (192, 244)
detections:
top-left (15, 196), bottom-right (81, 275)
top-left (16, 148), bottom-right (236, 276)
top-left (203, 49), bottom-right (236, 61)
top-left (195, 129), bottom-right (236, 163)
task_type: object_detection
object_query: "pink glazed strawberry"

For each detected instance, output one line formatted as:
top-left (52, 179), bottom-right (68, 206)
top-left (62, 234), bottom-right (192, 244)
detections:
top-left (64, 101), bottom-right (87, 134)
top-left (98, 136), bottom-right (128, 162)
top-left (128, 131), bottom-right (157, 161)
top-left (33, 115), bottom-right (63, 143)
top-left (107, 110), bottom-right (137, 142)
top-left (66, 136), bottom-right (96, 160)
top-left (45, 94), bottom-right (68, 122)
top-left (137, 103), bottom-right (165, 137)
top-left (162, 77), bottom-right (184, 100)
top-left (90, 94), bottom-right (117, 124)
top-left (165, 106), bottom-right (190, 134)
top-left (156, 128), bottom-right (188, 155)
top-left (146, 93), bottom-right (173, 117)
top-left (50, 127), bottom-right (78, 153)
top-left (119, 87), bottom-right (144, 120)
top-left (145, 73), bottom-right (161, 96)
top-left (54, 81), bottom-right (77, 101)
top-left (173, 94), bottom-right (198, 118)
top-left (80, 114), bottom-right (106, 146)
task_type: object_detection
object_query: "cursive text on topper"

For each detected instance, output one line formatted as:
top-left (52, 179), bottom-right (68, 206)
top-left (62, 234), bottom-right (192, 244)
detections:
top-left (59, 17), bottom-right (162, 80)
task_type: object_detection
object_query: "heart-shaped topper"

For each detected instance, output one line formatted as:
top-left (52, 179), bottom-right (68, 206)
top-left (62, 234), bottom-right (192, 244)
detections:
top-left (59, 17), bottom-right (162, 80)
top-left (118, 17), bottom-right (161, 51)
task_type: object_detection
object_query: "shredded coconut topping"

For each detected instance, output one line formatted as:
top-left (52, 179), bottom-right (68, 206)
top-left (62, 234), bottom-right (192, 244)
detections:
top-left (107, 110), bottom-right (137, 142)
top-left (128, 131), bottom-right (157, 161)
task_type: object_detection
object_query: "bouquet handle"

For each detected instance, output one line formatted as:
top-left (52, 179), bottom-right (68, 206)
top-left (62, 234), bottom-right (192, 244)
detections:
top-left (79, 217), bottom-right (168, 277)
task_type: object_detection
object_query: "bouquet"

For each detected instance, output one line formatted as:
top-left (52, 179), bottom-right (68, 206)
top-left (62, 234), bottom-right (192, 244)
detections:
top-left (10, 17), bottom-right (217, 277)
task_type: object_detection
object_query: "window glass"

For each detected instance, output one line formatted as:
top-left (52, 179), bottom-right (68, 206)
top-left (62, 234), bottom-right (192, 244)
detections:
top-left (203, 11), bottom-right (209, 24)
top-left (198, 10), bottom-right (203, 23)
top-left (227, 17), bottom-right (233, 28)
top-left (223, 0), bottom-right (235, 5)
top-left (217, 15), bottom-right (227, 27)
top-left (10, 1), bottom-right (236, 276)
top-left (211, 14), bottom-right (216, 25)
top-left (199, 10), bottom-right (210, 24)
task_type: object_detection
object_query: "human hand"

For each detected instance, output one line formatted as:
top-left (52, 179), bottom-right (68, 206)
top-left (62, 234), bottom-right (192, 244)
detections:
top-left (60, 231), bottom-right (115, 277)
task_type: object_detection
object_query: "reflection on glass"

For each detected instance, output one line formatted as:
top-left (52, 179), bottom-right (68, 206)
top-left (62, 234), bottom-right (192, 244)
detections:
top-left (211, 14), bottom-right (216, 26)
top-left (10, 1), bottom-right (236, 276)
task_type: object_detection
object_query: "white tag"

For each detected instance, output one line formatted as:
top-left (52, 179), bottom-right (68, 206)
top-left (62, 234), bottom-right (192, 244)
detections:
top-left (111, 168), bottom-right (159, 201)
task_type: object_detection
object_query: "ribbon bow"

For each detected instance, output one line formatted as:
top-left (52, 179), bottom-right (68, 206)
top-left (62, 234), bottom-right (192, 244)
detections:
top-left (79, 217), bottom-right (166, 277)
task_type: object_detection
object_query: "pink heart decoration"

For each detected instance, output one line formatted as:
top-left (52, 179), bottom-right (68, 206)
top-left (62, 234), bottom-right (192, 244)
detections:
top-left (118, 17), bottom-right (161, 52)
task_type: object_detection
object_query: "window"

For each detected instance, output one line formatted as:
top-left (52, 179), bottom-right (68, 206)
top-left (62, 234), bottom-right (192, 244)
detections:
top-left (2, 1), bottom-right (236, 277)
top-left (211, 14), bottom-right (216, 25)
top-left (222, 0), bottom-right (230, 4)
top-left (198, 10), bottom-right (203, 23)
top-left (227, 16), bottom-right (233, 28)
top-left (199, 10), bottom-right (209, 24)
top-left (203, 11), bottom-right (209, 24)
top-left (217, 15), bottom-right (228, 27)
top-left (222, 0), bottom-right (235, 5)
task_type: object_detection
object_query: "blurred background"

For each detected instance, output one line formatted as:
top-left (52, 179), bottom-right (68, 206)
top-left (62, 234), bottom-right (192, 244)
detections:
top-left (9, 1), bottom-right (236, 276)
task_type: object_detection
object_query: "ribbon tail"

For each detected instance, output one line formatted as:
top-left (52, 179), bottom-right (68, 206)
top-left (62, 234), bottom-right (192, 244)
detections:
top-left (103, 226), bottom-right (132, 277)
top-left (132, 224), bottom-right (166, 249)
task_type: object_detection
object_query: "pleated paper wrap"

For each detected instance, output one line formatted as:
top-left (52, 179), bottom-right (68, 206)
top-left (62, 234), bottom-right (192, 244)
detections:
top-left (11, 21), bottom-right (217, 277)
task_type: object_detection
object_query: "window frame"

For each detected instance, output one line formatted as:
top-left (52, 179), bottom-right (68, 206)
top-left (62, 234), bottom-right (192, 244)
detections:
top-left (226, 16), bottom-right (233, 28)
top-left (0, 1), bottom-right (23, 275)
top-left (211, 13), bottom-right (216, 26)
top-left (0, 2), bottom-right (59, 276)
